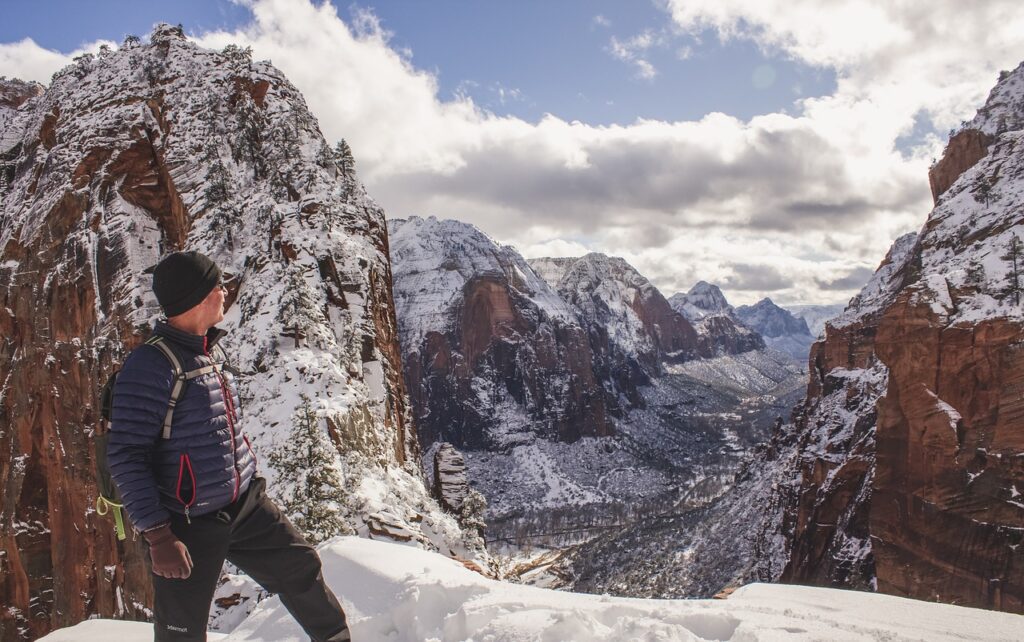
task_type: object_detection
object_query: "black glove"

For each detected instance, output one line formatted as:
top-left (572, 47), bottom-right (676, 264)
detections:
top-left (144, 524), bottom-right (193, 579)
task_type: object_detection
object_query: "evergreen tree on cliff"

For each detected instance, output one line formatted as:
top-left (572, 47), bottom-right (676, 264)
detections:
top-left (278, 264), bottom-right (321, 348)
top-left (269, 395), bottom-right (353, 543)
top-left (334, 139), bottom-right (355, 179)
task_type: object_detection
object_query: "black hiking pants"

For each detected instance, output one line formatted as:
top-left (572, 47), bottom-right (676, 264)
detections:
top-left (150, 477), bottom-right (349, 641)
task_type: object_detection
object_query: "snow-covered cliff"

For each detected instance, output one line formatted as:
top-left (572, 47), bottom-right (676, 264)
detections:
top-left (390, 218), bottom-right (805, 549)
top-left (0, 27), bottom-right (468, 641)
top-left (669, 282), bottom-right (765, 356)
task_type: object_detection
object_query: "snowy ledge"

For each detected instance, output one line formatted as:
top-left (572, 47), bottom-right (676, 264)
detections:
top-left (42, 537), bottom-right (1023, 641)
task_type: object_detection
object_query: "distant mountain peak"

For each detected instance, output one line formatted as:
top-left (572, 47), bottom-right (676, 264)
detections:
top-left (736, 299), bottom-right (810, 338)
top-left (669, 281), bottom-right (733, 322)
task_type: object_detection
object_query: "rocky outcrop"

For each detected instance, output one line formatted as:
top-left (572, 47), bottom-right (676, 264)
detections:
top-left (432, 443), bottom-right (470, 514)
top-left (0, 27), bottom-right (456, 641)
top-left (928, 129), bottom-right (993, 203)
top-left (871, 296), bottom-right (1024, 610)
top-left (692, 314), bottom-right (766, 355)
top-left (0, 78), bottom-right (44, 109)
top-left (779, 62), bottom-right (1024, 612)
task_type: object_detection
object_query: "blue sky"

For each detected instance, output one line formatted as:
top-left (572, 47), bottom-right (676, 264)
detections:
top-left (364, 2), bottom-right (837, 125)
top-left (1, 0), bottom-right (836, 125)
top-left (1, 1), bottom-right (1021, 305)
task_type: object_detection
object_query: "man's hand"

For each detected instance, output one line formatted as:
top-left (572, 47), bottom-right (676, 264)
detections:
top-left (143, 524), bottom-right (193, 579)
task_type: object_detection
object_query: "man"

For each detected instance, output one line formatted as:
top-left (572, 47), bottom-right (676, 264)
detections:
top-left (108, 251), bottom-right (351, 642)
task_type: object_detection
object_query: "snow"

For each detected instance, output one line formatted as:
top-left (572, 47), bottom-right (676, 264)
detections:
top-left (666, 349), bottom-right (804, 398)
top-left (532, 252), bottom-right (663, 360)
top-left (921, 388), bottom-right (962, 437)
top-left (668, 281), bottom-right (735, 322)
top-left (831, 232), bottom-right (918, 330)
top-left (39, 621), bottom-right (221, 642)
top-left (388, 217), bottom-right (576, 348)
top-left (41, 537), bottom-right (1024, 642)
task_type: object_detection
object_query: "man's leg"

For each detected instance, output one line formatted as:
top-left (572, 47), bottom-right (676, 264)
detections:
top-left (226, 479), bottom-right (350, 642)
top-left (151, 513), bottom-right (231, 642)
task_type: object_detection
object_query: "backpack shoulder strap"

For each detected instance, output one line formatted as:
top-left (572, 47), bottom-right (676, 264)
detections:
top-left (183, 343), bottom-right (225, 381)
top-left (145, 336), bottom-right (187, 440)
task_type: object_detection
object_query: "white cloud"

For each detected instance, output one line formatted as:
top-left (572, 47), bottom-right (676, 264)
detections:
top-left (0, 38), bottom-right (115, 84)
top-left (593, 15), bottom-right (612, 29)
top-left (3, 1), bottom-right (1020, 306)
top-left (608, 30), bottom-right (661, 80)
top-left (664, 0), bottom-right (1024, 132)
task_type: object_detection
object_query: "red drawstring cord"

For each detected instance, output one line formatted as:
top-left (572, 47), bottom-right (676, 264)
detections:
top-left (207, 338), bottom-right (242, 501)
top-left (176, 453), bottom-right (196, 509)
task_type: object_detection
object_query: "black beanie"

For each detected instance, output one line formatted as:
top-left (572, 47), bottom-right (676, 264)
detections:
top-left (152, 251), bottom-right (221, 317)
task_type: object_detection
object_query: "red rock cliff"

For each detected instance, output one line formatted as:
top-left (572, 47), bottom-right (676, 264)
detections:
top-left (781, 63), bottom-right (1024, 612)
top-left (0, 27), bottom-right (423, 640)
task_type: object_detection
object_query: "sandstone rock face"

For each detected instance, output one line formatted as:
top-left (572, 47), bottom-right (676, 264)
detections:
top-left (872, 298), bottom-right (1024, 610)
top-left (390, 217), bottom-right (611, 450)
top-left (0, 27), bottom-right (457, 640)
top-left (432, 443), bottom-right (469, 514)
top-left (928, 129), bottom-right (993, 204)
top-left (780, 62), bottom-right (1024, 612)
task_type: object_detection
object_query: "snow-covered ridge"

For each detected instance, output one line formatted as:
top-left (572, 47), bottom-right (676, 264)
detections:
top-left (41, 537), bottom-right (1024, 642)
top-left (534, 252), bottom-right (667, 360)
top-left (835, 61), bottom-right (1024, 330)
top-left (968, 60), bottom-right (1024, 136)
top-left (736, 298), bottom-right (810, 338)
top-left (831, 232), bottom-right (919, 329)
top-left (669, 280), bottom-right (735, 322)
top-left (389, 216), bottom-right (576, 347)
top-left (1, 25), bottom-right (478, 636)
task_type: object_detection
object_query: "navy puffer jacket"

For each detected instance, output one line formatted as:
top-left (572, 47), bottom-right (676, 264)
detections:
top-left (108, 321), bottom-right (256, 532)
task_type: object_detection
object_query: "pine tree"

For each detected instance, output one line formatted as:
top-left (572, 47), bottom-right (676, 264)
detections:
top-left (278, 264), bottom-right (321, 348)
top-left (334, 139), bottom-right (355, 178)
top-left (268, 395), bottom-right (350, 543)
top-left (203, 145), bottom-right (230, 206)
top-left (1002, 235), bottom-right (1022, 306)
top-left (975, 176), bottom-right (994, 208)
top-left (458, 489), bottom-right (487, 551)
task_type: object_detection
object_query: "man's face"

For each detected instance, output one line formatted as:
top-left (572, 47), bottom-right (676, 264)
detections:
top-left (198, 282), bottom-right (226, 327)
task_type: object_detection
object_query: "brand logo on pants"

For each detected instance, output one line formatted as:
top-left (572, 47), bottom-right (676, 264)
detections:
top-left (166, 624), bottom-right (189, 633)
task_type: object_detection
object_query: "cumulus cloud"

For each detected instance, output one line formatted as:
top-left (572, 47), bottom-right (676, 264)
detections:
top-left (664, 0), bottom-right (1024, 132)
top-left (0, 38), bottom-right (115, 84)
top-left (3, 0), bottom-right (1019, 306)
top-left (184, 0), bottom-right (1018, 304)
